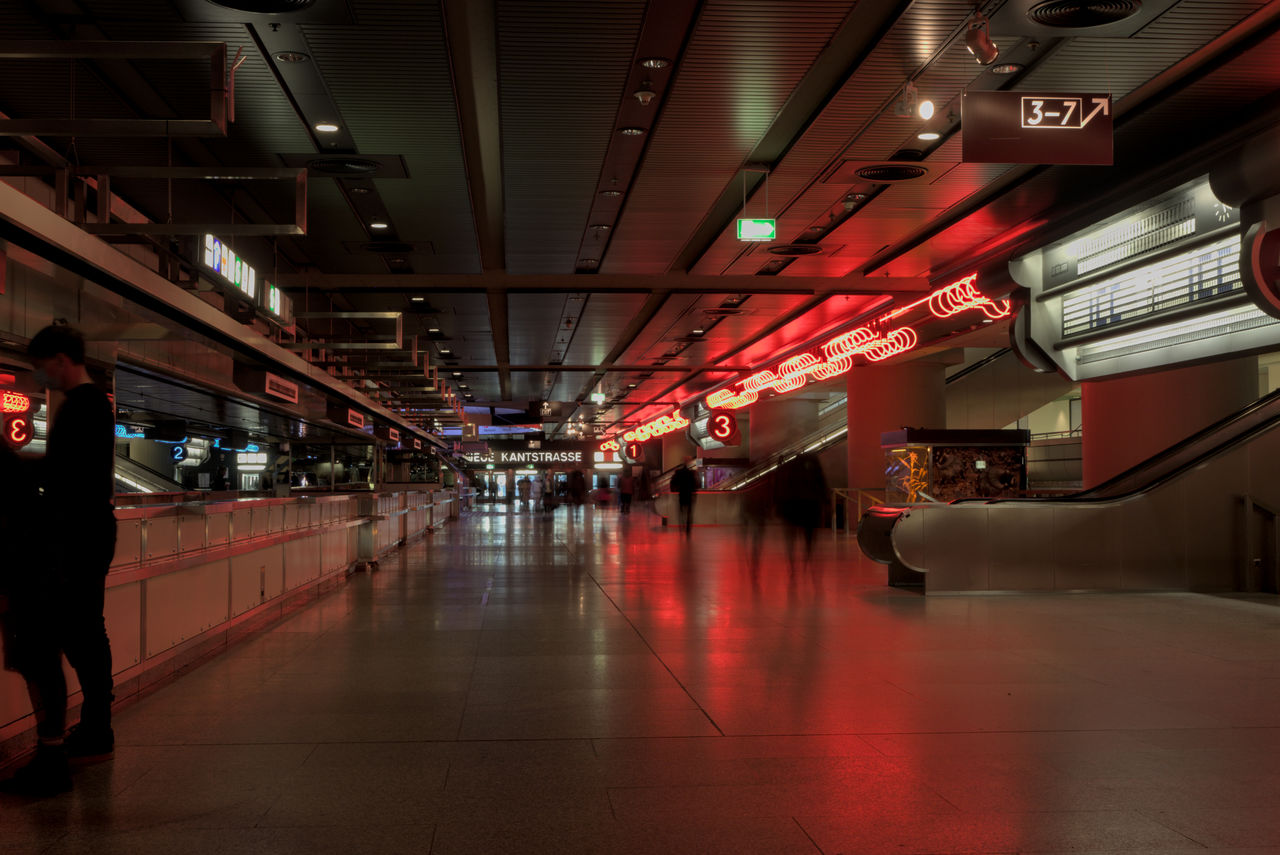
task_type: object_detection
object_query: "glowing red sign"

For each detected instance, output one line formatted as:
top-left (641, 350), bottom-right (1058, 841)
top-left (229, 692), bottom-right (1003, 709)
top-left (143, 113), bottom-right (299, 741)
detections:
top-left (2, 390), bottom-right (31, 414)
top-left (5, 414), bottom-right (32, 448)
top-left (598, 274), bottom-right (1008, 449)
top-left (708, 412), bottom-right (740, 445)
top-left (600, 409), bottom-right (690, 451)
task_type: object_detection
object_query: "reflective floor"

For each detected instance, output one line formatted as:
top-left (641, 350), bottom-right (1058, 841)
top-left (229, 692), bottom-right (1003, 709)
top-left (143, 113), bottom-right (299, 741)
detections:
top-left (6, 505), bottom-right (1280, 853)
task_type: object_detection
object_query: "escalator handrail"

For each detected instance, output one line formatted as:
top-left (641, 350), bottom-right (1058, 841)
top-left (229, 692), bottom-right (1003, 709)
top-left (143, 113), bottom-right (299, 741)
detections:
top-left (954, 386), bottom-right (1280, 507)
top-left (114, 450), bottom-right (185, 491)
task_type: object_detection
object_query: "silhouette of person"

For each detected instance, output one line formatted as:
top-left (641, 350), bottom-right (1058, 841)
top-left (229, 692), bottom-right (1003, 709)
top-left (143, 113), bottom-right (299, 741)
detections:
top-left (671, 457), bottom-right (698, 535)
top-left (774, 452), bottom-right (828, 574)
top-left (0, 324), bottom-right (118, 797)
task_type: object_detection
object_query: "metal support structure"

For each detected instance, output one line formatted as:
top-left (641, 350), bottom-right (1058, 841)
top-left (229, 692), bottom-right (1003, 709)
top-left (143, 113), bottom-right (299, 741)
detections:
top-left (0, 40), bottom-right (231, 137)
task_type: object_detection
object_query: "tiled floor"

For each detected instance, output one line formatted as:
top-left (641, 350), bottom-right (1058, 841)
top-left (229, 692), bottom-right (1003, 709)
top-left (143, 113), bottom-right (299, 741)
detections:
top-left (5, 505), bottom-right (1280, 854)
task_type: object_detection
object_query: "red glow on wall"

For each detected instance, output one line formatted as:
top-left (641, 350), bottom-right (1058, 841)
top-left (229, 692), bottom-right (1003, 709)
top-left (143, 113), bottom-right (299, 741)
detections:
top-left (2, 390), bottom-right (30, 414)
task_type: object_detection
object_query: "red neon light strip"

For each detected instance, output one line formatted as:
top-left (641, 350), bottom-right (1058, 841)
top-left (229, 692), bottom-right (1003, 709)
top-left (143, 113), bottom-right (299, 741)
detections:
top-left (2, 390), bottom-right (31, 414)
top-left (598, 273), bottom-right (1008, 448)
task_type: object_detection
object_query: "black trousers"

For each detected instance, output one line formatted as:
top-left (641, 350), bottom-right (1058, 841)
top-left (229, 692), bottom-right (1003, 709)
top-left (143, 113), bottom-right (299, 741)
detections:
top-left (13, 521), bottom-right (116, 740)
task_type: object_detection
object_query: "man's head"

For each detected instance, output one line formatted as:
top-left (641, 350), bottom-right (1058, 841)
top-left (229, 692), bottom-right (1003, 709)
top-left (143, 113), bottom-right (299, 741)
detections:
top-left (28, 324), bottom-right (89, 391)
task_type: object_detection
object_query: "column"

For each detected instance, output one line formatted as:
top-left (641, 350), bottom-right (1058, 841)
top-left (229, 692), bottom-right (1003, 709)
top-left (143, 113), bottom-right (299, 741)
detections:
top-left (846, 361), bottom-right (946, 490)
top-left (748, 397), bottom-right (818, 463)
top-left (662, 431), bottom-right (698, 472)
top-left (1081, 356), bottom-right (1258, 488)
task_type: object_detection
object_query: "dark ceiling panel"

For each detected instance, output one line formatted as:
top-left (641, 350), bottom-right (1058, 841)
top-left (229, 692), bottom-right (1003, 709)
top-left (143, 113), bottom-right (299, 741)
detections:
top-left (302, 1), bottom-right (479, 274)
top-left (497, 0), bottom-right (646, 273)
top-left (603, 0), bottom-right (857, 275)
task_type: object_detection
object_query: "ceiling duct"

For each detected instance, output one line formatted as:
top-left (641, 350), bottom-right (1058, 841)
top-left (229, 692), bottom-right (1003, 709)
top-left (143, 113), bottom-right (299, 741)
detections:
top-left (208, 0), bottom-right (317, 11)
top-left (1026, 1), bottom-right (1143, 28)
top-left (856, 164), bottom-right (929, 182)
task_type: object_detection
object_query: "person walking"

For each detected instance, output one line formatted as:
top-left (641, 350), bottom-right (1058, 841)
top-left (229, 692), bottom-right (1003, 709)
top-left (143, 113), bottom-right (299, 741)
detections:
top-left (670, 457), bottom-right (698, 536)
top-left (618, 470), bottom-right (635, 515)
top-left (516, 475), bottom-right (531, 511)
top-left (529, 473), bottom-right (543, 514)
top-left (774, 452), bottom-right (828, 575)
top-left (0, 324), bottom-right (118, 797)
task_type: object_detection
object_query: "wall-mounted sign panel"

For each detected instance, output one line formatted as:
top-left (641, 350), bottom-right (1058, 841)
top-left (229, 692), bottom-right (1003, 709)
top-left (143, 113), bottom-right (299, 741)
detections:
top-left (4, 413), bottom-right (32, 448)
top-left (1007, 175), bottom-right (1280, 380)
top-left (962, 91), bottom-right (1112, 165)
top-left (202, 234), bottom-right (257, 300)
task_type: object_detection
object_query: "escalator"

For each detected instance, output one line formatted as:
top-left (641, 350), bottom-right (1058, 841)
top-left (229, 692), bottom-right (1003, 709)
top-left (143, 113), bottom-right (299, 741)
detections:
top-left (114, 451), bottom-right (186, 496)
top-left (859, 387), bottom-right (1280, 594)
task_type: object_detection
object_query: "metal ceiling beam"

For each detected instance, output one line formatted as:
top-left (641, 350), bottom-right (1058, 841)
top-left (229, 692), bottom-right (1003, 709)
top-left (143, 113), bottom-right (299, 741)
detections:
top-left (443, 0), bottom-right (504, 272)
top-left (486, 289), bottom-right (511, 400)
top-left (275, 272), bottom-right (928, 295)
top-left (0, 40), bottom-right (230, 137)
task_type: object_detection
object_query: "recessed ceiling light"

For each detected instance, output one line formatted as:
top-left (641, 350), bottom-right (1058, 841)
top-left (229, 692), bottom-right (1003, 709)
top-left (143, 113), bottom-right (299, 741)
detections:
top-left (452, 372), bottom-right (462, 377)
top-left (275, 51), bottom-right (309, 63)
top-left (411, 296), bottom-right (425, 302)
top-left (627, 383), bottom-right (638, 388)
top-left (370, 221), bottom-right (389, 230)
top-left (640, 57), bottom-right (670, 69)
top-left (599, 189), bottom-right (622, 197)
top-left (618, 127), bottom-right (646, 136)
top-left (349, 186), bottom-right (371, 195)
top-left (991, 62), bottom-right (1024, 75)
top-left (590, 224), bottom-right (611, 231)
top-left (691, 329), bottom-right (705, 335)
top-left (314, 122), bottom-right (340, 133)
top-left (917, 131), bottom-right (941, 141)
top-left (440, 349), bottom-right (452, 355)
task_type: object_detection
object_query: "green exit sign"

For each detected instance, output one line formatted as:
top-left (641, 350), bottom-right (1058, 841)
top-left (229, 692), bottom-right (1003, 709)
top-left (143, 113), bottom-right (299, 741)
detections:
top-left (736, 218), bottom-right (776, 241)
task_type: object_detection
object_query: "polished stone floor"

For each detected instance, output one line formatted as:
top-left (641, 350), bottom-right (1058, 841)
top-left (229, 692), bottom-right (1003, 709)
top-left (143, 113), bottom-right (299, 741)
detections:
top-left (5, 505), bottom-right (1280, 854)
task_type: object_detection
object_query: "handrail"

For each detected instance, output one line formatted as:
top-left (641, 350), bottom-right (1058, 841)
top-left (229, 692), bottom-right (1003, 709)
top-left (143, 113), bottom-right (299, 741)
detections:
top-left (830, 487), bottom-right (888, 533)
top-left (944, 348), bottom-right (1012, 385)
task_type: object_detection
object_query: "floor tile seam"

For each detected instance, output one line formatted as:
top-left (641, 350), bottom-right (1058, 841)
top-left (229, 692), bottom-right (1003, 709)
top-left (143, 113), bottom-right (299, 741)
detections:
top-left (579, 561), bottom-right (727, 738)
top-left (790, 816), bottom-right (828, 854)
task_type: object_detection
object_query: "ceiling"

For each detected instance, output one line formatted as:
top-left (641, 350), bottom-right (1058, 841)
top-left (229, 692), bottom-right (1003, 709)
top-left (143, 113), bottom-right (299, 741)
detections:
top-left (3, 0), bottom-right (1280, 440)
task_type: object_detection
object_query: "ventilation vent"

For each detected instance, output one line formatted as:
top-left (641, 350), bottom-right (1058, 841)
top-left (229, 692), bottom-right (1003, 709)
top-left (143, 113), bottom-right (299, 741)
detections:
top-left (855, 164), bottom-right (928, 182)
top-left (307, 157), bottom-right (381, 176)
top-left (1027, 0), bottom-right (1142, 28)
top-left (209, 0), bottom-right (317, 11)
top-left (767, 244), bottom-right (822, 256)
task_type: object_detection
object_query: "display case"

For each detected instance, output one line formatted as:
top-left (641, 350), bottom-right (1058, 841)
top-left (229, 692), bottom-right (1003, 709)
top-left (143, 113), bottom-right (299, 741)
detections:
top-left (881, 429), bottom-right (1030, 502)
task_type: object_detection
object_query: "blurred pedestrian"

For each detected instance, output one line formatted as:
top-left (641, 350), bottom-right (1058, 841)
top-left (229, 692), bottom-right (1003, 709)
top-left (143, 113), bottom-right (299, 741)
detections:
top-left (774, 452), bottom-right (828, 574)
top-left (568, 469), bottom-right (587, 514)
top-left (671, 457), bottom-right (698, 536)
top-left (516, 475), bottom-right (531, 511)
top-left (0, 324), bottom-right (118, 797)
top-left (619, 470), bottom-right (635, 515)
top-left (529, 473), bottom-right (543, 513)
top-left (741, 467), bottom-right (774, 582)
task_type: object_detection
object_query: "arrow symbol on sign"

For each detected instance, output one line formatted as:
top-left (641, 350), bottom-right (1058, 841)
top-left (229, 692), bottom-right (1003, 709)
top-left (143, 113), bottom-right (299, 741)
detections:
top-left (1081, 97), bottom-right (1110, 128)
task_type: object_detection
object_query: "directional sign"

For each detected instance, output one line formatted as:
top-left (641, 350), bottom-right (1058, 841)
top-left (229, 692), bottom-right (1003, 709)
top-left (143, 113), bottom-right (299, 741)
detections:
top-left (171, 444), bottom-right (189, 462)
top-left (962, 91), bottom-right (1112, 165)
top-left (707, 412), bottom-right (741, 447)
top-left (736, 218), bottom-right (776, 242)
top-left (4, 414), bottom-right (32, 449)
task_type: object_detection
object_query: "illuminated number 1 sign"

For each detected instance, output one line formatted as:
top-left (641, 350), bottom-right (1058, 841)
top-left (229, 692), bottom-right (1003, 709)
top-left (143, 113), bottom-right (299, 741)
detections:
top-left (5, 414), bottom-right (33, 448)
top-left (708, 413), bottom-right (740, 446)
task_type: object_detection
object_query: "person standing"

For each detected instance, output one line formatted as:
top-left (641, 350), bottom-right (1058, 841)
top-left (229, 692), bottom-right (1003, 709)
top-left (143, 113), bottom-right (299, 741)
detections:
top-left (0, 324), bottom-right (118, 797)
top-left (670, 457), bottom-right (698, 536)
top-left (618, 470), bottom-right (635, 515)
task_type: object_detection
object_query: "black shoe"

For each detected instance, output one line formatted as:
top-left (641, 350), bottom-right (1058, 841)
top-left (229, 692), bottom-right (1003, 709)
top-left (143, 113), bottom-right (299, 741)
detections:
top-left (65, 724), bottom-right (114, 763)
top-left (0, 745), bottom-right (72, 798)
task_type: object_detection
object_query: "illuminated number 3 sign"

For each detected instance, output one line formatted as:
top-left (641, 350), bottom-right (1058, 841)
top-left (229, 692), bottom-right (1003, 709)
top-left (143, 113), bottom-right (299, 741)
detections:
top-left (708, 413), bottom-right (740, 446)
top-left (5, 414), bottom-right (33, 448)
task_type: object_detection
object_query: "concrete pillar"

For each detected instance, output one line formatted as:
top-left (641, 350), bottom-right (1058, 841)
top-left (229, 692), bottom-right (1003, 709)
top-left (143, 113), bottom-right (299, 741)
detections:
top-left (847, 361), bottom-right (946, 490)
top-left (748, 397), bottom-right (818, 463)
top-left (1082, 356), bottom-right (1258, 488)
top-left (662, 432), bottom-right (697, 472)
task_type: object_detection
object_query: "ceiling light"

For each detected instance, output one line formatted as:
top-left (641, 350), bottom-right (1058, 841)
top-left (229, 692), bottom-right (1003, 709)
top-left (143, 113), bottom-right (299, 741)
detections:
top-left (618, 127), bottom-right (646, 136)
top-left (349, 186), bottom-right (371, 195)
top-left (991, 62), bottom-right (1024, 75)
top-left (628, 383), bottom-right (638, 388)
top-left (440, 349), bottom-right (452, 355)
top-left (918, 131), bottom-right (941, 141)
top-left (274, 51), bottom-right (309, 63)
top-left (428, 327), bottom-right (440, 333)
top-left (918, 99), bottom-right (935, 120)
top-left (370, 221), bottom-right (389, 230)
top-left (452, 372), bottom-right (462, 377)
top-left (965, 10), bottom-right (1000, 65)
top-left (599, 189), bottom-right (622, 197)
top-left (590, 224), bottom-right (611, 230)
top-left (691, 329), bottom-right (705, 335)
top-left (411, 296), bottom-right (425, 302)
top-left (639, 57), bottom-right (670, 69)
top-left (314, 122), bottom-right (340, 133)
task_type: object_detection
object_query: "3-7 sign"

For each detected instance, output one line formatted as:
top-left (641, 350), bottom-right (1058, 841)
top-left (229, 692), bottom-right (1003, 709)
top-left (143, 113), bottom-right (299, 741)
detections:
top-left (1021, 96), bottom-right (1109, 129)
top-left (962, 91), bottom-right (1112, 165)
